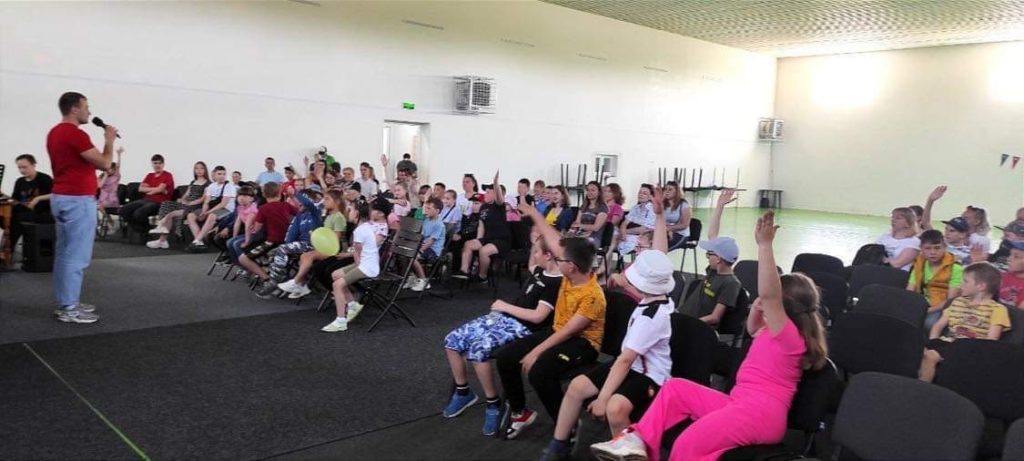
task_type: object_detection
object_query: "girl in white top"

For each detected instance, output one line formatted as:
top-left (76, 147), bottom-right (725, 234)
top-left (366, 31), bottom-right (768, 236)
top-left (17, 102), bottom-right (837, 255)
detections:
top-left (617, 184), bottom-right (656, 254)
top-left (661, 181), bottom-right (692, 250)
top-left (876, 207), bottom-right (921, 271)
top-left (457, 174), bottom-right (480, 216)
top-left (322, 202), bottom-right (386, 333)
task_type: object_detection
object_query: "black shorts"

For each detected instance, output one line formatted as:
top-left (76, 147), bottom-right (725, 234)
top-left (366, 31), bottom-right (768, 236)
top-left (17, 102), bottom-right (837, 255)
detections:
top-left (479, 238), bottom-right (510, 254)
top-left (584, 361), bottom-right (661, 421)
top-left (926, 338), bottom-right (952, 353)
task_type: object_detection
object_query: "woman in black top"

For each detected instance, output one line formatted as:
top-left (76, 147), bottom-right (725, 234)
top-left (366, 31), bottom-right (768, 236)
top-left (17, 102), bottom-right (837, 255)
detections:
top-left (6, 154), bottom-right (53, 251)
top-left (454, 171), bottom-right (509, 283)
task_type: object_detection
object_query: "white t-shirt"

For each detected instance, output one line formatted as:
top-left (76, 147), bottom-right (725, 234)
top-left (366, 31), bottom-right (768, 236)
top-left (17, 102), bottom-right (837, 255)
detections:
top-left (876, 232), bottom-right (921, 271)
top-left (622, 297), bottom-right (675, 386)
top-left (205, 182), bottom-right (238, 212)
top-left (354, 222), bottom-right (381, 278)
top-left (970, 233), bottom-right (992, 254)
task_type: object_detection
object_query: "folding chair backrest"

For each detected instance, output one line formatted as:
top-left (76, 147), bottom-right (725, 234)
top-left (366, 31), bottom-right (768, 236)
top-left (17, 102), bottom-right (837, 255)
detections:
top-left (787, 359), bottom-right (842, 433)
top-left (1005, 418), bottom-right (1024, 461)
top-left (598, 222), bottom-right (615, 250)
top-left (126, 182), bottom-right (142, 201)
top-left (732, 260), bottom-right (759, 298)
top-left (849, 264), bottom-right (910, 295)
top-left (1004, 306), bottom-right (1024, 346)
top-left (173, 185), bottom-right (189, 201)
top-left (668, 313), bottom-right (717, 385)
top-left (834, 372), bottom-right (984, 461)
top-left (854, 284), bottom-right (928, 329)
top-left (601, 290), bottom-right (638, 356)
top-left (668, 271), bottom-right (688, 307)
top-left (805, 271), bottom-right (848, 319)
top-left (685, 218), bottom-right (702, 244)
top-left (934, 339), bottom-right (1024, 422)
top-left (792, 253), bottom-right (845, 277)
top-left (390, 233), bottom-right (422, 259)
top-left (399, 215), bottom-right (423, 233)
top-left (829, 312), bottom-right (923, 377)
top-left (851, 243), bottom-right (888, 266)
top-left (717, 288), bottom-right (750, 340)
top-left (510, 220), bottom-right (533, 251)
top-left (116, 184), bottom-right (128, 204)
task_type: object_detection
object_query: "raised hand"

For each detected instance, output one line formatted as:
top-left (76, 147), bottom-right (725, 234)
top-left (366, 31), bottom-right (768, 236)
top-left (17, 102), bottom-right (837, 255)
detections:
top-left (755, 210), bottom-right (779, 246)
top-left (116, 146), bottom-right (125, 155)
top-left (717, 188), bottom-right (736, 208)
top-left (380, 154), bottom-right (389, 167)
top-left (970, 243), bottom-right (989, 264)
top-left (928, 186), bottom-right (947, 203)
top-left (651, 186), bottom-right (664, 215)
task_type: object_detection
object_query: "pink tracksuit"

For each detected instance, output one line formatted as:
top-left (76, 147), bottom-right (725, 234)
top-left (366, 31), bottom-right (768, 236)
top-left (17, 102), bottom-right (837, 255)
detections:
top-left (634, 319), bottom-right (806, 461)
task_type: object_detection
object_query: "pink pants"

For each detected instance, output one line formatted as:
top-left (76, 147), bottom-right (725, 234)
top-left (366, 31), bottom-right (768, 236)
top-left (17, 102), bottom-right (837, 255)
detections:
top-left (633, 378), bottom-right (788, 461)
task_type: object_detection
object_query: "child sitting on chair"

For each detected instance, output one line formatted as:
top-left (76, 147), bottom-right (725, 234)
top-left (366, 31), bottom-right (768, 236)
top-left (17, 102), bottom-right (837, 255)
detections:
top-left (441, 237), bottom-right (562, 436)
top-left (920, 262), bottom-right (1010, 382)
top-left (254, 186), bottom-right (323, 298)
top-left (321, 201), bottom-right (387, 333)
top-left (907, 229), bottom-right (963, 329)
top-left (406, 197), bottom-right (446, 292)
top-left (541, 186), bottom-right (676, 461)
top-left (277, 189), bottom-right (348, 299)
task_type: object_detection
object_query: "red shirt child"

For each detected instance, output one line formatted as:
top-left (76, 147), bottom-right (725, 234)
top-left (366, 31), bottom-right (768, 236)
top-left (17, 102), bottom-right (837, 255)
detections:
top-left (142, 172), bottom-right (175, 204)
top-left (255, 201), bottom-right (297, 244)
top-left (1000, 272), bottom-right (1024, 309)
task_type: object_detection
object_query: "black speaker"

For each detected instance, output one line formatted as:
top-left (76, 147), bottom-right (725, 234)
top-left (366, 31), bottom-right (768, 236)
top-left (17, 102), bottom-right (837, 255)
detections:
top-left (22, 222), bottom-right (54, 273)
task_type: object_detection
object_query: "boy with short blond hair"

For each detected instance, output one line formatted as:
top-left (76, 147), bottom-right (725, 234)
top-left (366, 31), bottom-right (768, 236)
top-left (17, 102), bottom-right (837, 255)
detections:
top-left (920, 262), bottom-right (1011, 382)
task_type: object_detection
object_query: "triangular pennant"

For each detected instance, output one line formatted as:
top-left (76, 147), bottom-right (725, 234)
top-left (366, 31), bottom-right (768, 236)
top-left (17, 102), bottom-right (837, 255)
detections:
top-left (1014, 156), bottom-right (1022, 169)
top-left (1002, 153), bottom-right (1010, 167)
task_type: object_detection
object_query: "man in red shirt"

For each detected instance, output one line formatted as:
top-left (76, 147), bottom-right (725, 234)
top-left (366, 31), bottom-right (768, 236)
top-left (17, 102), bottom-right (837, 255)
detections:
top-left (46, 92), bottom-right (117, 324)
top-left (119, 154), bottom-right (174, 233)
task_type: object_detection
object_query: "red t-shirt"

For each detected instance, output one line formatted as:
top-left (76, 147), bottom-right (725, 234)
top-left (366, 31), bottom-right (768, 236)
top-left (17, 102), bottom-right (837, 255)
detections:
top-left (143, 172), bottom-right (175, 204)
top-left (46, 122), bottom-right (98, 196)
top-left (1000, 272), bottom-right (1024, 308)
top-left (255, 201), bottom-right (297, 244)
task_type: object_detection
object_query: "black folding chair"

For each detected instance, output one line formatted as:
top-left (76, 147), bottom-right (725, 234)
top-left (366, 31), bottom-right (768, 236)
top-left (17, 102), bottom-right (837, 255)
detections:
top-left (791, 253), bottom-right (845, 278)
top-left (668, 271), bottom-right (689, 307)
top-left (848, 264), bottom-right (910, 297)
top-left (1004, 418), bottom-right (1024, 461)
top-left (829, 311), bottom-right (923, 378)
top-left (804, 271), bottom-right (847, 327)
top-left (359, 221), bottom-right (421, 332)
top-left (732, 260), bottom-right (759, 299)
top-left (832, 372), bottom-right (984, 461)
top-left (931, 339), bottom-right (1024, 458)
top-left (678, 218), bottom-right (702, 274)
top-left (854, 283), bottom-right (929, 329)
top-left (668, 313), bottom-right (718, 386)
top-left (417, 232), bottom-right (454, 301)
top-left (717, 289), bottom-right (751, 348)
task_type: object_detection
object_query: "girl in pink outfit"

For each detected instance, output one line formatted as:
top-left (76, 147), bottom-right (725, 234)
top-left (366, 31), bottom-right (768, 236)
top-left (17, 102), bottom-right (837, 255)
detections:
top-left (591, 211), bottom-right (828, 461)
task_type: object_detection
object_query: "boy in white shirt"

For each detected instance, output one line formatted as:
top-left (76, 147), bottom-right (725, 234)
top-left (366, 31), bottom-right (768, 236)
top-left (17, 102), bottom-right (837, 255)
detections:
top-left (184, 165), bottom-right (237, 250)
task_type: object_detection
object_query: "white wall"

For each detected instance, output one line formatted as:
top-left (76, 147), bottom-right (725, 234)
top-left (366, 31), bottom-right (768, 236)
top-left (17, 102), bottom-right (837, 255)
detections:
top-left (0, 1), bottom-right (775, 204)
top-left (774, 42), bottom-right (1024, 223)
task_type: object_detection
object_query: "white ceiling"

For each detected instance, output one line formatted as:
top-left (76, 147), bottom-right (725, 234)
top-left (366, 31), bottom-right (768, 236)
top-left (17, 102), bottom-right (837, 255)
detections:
top-left (543, 0), bottom-right (1024, 57)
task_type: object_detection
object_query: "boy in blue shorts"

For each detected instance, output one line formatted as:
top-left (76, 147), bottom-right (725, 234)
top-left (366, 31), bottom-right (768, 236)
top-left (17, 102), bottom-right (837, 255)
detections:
top-left (409, 197), bottom-right (447, 292)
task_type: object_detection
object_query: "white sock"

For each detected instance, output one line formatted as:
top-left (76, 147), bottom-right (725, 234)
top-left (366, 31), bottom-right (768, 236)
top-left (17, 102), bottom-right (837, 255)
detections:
top-left (335, 316), bottom-right (346, 323)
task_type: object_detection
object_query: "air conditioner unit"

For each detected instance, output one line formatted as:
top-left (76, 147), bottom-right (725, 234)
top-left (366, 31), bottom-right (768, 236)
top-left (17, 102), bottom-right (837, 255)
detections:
top-left (454, 76), bottom-right (496, 114)
top-left (758, 118), bottom-right (783, 141)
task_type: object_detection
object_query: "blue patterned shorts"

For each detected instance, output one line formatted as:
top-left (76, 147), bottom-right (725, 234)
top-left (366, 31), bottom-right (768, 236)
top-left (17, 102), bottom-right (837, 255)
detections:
top-left (444, 312), bottom-right (532, 363)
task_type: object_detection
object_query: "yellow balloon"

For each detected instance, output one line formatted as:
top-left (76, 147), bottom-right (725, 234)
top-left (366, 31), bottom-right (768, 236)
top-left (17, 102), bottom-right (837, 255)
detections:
top-left (311, 227), bottom-right (339, 257)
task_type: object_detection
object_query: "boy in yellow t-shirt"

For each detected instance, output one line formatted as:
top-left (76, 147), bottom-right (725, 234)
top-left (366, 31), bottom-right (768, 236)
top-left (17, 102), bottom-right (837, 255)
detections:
top-left (920, 262), bottom-right (1010, 382)
top-left (494, 198), bottom-right (607, 440)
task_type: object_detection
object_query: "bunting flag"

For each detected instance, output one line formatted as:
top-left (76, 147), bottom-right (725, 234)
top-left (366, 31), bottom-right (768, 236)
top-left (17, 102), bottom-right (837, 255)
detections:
top-left (1002, 153), bottom-right (1010, 167)
top-left (1015, 156), bottom-right (1022, 170)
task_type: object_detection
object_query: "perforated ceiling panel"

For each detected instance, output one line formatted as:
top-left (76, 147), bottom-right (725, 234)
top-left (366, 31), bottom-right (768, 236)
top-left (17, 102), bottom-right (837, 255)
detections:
top-left (543, 0), bottom-right (1024, 57)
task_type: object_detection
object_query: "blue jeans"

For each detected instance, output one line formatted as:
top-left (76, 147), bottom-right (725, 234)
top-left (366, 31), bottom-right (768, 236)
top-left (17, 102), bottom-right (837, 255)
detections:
top-left (227, 234), bottom-right (246, 264)
top-left (51, 194), bottom-right (97, 307)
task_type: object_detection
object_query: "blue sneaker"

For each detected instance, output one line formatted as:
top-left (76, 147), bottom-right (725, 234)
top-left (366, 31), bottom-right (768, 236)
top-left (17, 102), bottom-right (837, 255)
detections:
top-left (443, 390), bottom-right (478, 418)
top-left (482, 403), bottom-right (501, 436)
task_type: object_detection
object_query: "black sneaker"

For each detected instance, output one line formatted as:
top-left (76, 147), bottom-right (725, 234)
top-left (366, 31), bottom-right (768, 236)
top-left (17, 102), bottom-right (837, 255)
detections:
top-left (255, 281), bottom-right (278, 299)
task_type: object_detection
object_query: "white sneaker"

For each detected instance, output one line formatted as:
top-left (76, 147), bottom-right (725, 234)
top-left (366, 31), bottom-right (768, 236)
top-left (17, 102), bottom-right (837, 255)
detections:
top-left (146, 240), bottom-right (169, 249)
top-left (346, 302), bottom-right (364, 322)
top-left (401, 277), bottom-right (416, 289)
top-left (287, 284), bottom-right (312, 299)
top-left (277, 279), bottom-right (300, 294)
top-left (56, 308), bottom-right (99, 324)
top-left (148, 226), bottom-right (169, 234)
top-left (590, 428), bottom-right (649, 461)
top-left (321, 317), bottom-right (348, 332)
top-left (410, 278), bottom-right (429, 292)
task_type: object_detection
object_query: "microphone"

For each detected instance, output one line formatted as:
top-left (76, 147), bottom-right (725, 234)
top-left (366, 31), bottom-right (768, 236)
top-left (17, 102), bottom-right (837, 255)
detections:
top-left (92, 117), bottom-right (121, 138)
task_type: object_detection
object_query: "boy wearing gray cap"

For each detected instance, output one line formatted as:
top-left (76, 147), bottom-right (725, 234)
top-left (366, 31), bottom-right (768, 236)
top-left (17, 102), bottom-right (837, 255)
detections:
top-left (679, 190), bottom-right (742, 326)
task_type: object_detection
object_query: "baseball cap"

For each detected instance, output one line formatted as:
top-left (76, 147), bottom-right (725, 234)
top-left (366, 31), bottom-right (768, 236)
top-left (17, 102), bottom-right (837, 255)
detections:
top-left (307, 184), bottom-right (323, 194)
top-left (698, 237), bottom-right (739, 263)
top-left (941, 217), bottom-right (970, 233)
top-left (1008, 240), bottom-right (1024, 251)
top-left (1000, 220), bottom-right (1024, 236)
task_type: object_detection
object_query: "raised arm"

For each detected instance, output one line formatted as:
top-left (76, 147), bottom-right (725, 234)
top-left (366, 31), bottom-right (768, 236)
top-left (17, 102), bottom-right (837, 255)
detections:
top-left (921, 186), bottom-right (946, 231)
top-left (753, 211), bottom-right (787, 334)
top-left (651, 186), bottom-right (668, 252)
top-left (519, 200), bottom-right (564, 259)
top-left (708, 189), bottom-right (736, 240)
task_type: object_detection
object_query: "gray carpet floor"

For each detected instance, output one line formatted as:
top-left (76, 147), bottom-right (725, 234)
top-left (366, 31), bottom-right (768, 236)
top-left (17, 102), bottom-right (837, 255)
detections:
top-left (0, 252), bottom-right (306, 345)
